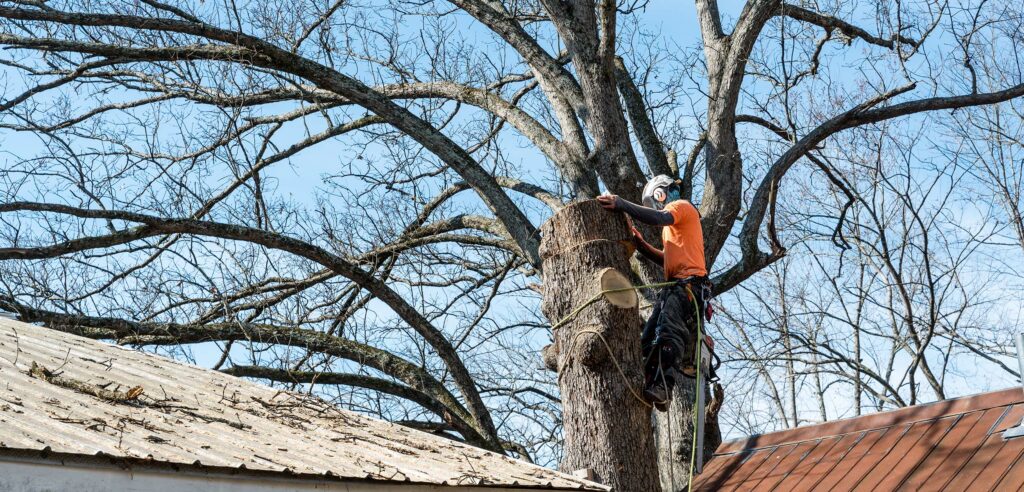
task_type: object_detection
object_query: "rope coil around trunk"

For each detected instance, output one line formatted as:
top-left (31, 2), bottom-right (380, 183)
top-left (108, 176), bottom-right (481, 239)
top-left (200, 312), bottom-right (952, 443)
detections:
top-left (549, 280), bottom-right (677, 331)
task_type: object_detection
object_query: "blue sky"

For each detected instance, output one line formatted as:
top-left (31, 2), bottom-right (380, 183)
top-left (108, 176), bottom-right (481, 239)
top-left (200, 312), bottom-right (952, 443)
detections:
top-left (2, 0), bottom-right (1024, 461)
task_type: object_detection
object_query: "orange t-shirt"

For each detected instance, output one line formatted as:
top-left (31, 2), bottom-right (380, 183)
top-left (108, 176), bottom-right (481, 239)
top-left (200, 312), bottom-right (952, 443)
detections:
top-left (662, 200), bottom-right (707, 279)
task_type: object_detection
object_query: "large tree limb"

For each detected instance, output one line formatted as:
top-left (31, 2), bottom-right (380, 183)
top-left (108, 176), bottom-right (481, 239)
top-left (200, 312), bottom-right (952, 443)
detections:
top-left (614, 57), bottom-right (671, 177)
top-left (0, 6), bottom-right (542, 269)
top-left (0, 201), bottom-right (502, 449)
top-left (720, 82), bottom-right (1024, 294)
top-left (372, 82), bottom-right (570, 166)
top-left (0, 35), bottom-right (266, 64)
top-left (538, 0), bottom-right (648, 202)
top-left (696, 0), bottom-right (725, 41)
top-left (445, 1), bottom-right (585, 110)
top-left (0, 224), bottom-right (161, 259)
top-left (446, 1), bottom-right (596, 196)
top-left (781, 4), bottom-right (919, 50)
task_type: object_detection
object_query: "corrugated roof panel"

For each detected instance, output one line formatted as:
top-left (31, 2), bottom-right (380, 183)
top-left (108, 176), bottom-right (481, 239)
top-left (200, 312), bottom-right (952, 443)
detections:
top-left (993, 446), bottom-right (1024, 490)
top-left (942, 404), bottom-right (1024, 491)
top-left (852, 420), bottom-right (948, 491)
top-left (969, 432), bottom-right (1024, 490)
top-left (896, 407), bottom-right (989, 490)
top-left (695, 388), bottom-right (1024, 492)
top-left (0, 318), bottom-right (607, 490)
top-left (693, 450), bottom-right (751, 490)
top-left (734, 443), bottom-right (798, 491)
top-left (814, 428), bottom-right (887, 488)
top-left (758, 435), bottom-right (842, 492)
top-left (750, 438), bottom-right (821, 491)
top-left (718, 446), bottom-right (776, 489)
top-left (873, 416), bottom-right (959, 490)
top-left (791, 432), bottom-right (866, 492)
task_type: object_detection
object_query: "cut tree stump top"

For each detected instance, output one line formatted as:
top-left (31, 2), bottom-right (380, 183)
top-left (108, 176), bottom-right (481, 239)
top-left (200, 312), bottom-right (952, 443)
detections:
top-left (539, 200), bottom-right (632, 260)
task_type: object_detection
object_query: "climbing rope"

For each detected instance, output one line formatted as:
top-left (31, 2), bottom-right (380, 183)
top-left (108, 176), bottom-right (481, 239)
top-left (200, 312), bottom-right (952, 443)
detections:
top-left (659, 350), bottom-right (678, 492)
top-left (550, 279), bottom-right (679, 407)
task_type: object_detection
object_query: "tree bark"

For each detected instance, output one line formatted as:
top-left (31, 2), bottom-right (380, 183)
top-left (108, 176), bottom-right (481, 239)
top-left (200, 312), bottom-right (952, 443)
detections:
top-left (540, 200), bottom-right (659, 491)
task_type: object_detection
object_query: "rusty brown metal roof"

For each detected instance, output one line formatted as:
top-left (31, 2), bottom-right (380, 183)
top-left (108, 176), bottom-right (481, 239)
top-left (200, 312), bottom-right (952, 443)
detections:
top-left (0, 317), bottom-right (606, 490)
top-left (694, 387), bottom-right (1024, 491)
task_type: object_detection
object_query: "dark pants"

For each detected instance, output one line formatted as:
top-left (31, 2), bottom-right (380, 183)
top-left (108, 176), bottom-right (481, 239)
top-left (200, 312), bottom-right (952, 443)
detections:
top-left (642, 279), bottom-right (707, 390)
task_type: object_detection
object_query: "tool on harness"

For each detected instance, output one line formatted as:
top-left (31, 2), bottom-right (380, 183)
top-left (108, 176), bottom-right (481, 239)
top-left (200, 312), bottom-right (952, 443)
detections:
top-left (694, 334), bottom-right (721, 383)
top-left (686, 283), bottom-right (709, 484)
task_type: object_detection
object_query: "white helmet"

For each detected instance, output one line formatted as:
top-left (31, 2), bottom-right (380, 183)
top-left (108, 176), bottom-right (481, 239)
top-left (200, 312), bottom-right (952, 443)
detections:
top-left (641, 175), bottom-right (681, 210)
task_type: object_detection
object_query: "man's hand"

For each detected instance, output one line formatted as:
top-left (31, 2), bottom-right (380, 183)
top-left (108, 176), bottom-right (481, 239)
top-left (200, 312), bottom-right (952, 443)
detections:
top-left (625, 216), bottom-right (643, 242)
top-left (597, 194), bottom-right (619, 210)
top-left (630, 226), bottom-right (645, 245)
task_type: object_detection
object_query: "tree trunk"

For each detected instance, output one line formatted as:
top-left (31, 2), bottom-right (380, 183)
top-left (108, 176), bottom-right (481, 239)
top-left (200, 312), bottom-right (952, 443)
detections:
top-left (700, 122), bottom-right (743, 267)
top-left (540, 200), bottom-right (659, 491)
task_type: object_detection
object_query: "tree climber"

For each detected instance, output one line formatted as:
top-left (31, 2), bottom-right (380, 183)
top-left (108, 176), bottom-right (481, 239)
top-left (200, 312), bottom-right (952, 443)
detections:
top-left (597, 175), bottom-right (710, 411)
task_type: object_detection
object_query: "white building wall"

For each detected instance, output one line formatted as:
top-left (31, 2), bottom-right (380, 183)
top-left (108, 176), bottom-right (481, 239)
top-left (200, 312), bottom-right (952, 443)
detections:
top-left (0, 459), bottom-right (538, 492)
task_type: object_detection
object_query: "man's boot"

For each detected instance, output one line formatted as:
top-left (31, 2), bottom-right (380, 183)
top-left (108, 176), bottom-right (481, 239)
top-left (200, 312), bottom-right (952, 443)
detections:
top-left (644, 383), bottom-right (670, 412)
top-left (644, 368), bottom-right (675, 412)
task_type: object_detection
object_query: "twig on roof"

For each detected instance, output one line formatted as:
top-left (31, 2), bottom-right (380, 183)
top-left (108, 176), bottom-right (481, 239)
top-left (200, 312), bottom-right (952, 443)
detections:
top-left (28, 361), bottom-right (144, 403)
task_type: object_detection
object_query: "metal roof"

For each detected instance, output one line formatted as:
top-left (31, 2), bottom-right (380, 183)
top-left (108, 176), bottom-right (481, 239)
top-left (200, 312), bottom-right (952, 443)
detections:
top-left (693, 386), bottom-right (1024, 491)
top-left (0, 317), bottom-right (605, 490)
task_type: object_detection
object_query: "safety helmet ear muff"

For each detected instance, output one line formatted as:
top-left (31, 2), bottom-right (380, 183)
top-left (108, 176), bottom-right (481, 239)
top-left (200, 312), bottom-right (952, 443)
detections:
top-left (665, 186), bottom-right (681, 203)
top-left (642, 175), bottom-right (681, 210)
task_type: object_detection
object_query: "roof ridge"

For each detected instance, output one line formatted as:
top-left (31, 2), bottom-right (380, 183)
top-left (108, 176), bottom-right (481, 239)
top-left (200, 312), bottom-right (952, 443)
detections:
top-left (717, 387), bottom-right (1024, 454)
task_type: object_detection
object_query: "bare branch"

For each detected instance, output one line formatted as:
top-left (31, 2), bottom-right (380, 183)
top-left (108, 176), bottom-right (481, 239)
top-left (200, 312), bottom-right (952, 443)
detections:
top-left (614, 57), bottom-right (671, 177)
top-left (782, 4), bottom-right (919, 50)
top-left (0, 5), bottom-right (543, 267)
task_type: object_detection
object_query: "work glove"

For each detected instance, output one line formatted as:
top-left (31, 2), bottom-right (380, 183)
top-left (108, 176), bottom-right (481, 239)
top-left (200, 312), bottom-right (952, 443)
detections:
top-left (596, 193), bottom-right (619, 210)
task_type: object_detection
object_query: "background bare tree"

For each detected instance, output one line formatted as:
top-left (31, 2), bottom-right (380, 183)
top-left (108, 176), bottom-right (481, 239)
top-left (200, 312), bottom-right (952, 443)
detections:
top-left (2, 0), bottom-right (1024, 490)
top-left (718, 120), bottom-right (1023, 436)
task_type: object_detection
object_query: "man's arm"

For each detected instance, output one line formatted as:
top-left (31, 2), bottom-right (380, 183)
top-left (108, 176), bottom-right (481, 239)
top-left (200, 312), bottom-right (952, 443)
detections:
top-left (598, 194), bottom-right (670, 265)
top-left (632, 229), bottom-right (665, 265)
top-left (596, 194), bottom-right (675, 226)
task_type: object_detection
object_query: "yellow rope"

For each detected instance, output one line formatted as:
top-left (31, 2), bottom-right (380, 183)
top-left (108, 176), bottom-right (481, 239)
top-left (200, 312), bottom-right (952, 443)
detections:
top-left (549, 280), bottom-right (677, 331)
top-left (659, 350), bottom-right (677, 491)
top-left (551, 280), bottom-right (678, 409)
top-left (562, 329), bottom-right (652, 408)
